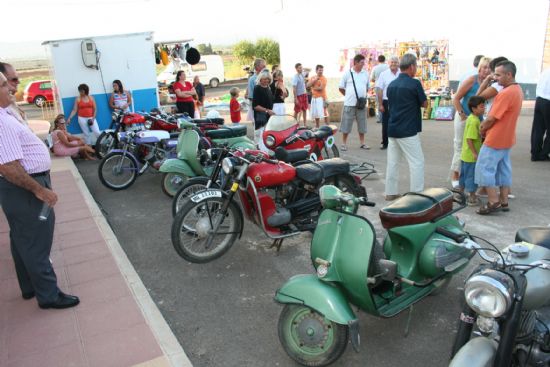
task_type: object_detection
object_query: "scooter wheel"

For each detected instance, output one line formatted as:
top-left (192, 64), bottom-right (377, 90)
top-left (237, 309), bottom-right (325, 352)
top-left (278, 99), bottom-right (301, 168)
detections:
top-left (278, 304), bottom-right (348, 367)
top-left (98, 152), bottom-right (138, 190)
top-left (161, 172), bottom-right (187, 197)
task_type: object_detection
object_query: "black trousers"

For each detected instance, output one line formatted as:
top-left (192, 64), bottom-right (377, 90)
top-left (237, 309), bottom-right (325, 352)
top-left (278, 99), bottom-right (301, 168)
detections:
top-left (531, 97), bottom-right (550, 160)
top-left (176, 101), bottom-right (195, 117)
top-left (381, 100), bottom-right (390, 147)
top-left (0, 174), bottom-right (58, 304)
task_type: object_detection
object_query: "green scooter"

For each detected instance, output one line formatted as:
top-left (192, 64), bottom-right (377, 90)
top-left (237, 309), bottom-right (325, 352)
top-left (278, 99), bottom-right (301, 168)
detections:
top-left (159, 118), bottom-right (255, 197)
top-left (274, 185), bottom-right (474, 366)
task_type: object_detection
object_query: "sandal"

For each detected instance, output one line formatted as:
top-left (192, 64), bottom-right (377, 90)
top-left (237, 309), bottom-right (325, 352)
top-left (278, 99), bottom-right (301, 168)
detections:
top-left (360, 144), bottom-right (371, 150)
top-left (476, 201), bottom-right (502, 215)
top-left (340, 145), bottom-right (348, 151)
top-left (501, 202), bottom-right (510, 212)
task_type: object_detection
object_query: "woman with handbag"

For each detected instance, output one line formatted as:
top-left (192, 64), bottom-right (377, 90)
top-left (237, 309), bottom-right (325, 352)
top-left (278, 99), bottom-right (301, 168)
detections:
top-left (66, 83), bottom-right (101, 145)
top-left (252, 70), bottom-right (275, 152)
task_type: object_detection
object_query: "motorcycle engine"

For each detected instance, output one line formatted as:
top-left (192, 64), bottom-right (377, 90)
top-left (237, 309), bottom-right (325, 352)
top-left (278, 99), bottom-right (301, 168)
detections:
top-left (514, 310), bottom-right (550, 365)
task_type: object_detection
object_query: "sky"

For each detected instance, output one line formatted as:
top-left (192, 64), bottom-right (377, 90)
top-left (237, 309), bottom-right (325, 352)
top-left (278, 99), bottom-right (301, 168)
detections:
top-left (1, 0), bottom-right (281, 56)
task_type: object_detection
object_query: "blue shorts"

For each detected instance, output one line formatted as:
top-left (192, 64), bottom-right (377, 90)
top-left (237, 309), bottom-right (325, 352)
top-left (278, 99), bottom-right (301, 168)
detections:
top-left (474, 145), bottom-right (512, 187)
top-left (459, 161), bottom-right (477, 193)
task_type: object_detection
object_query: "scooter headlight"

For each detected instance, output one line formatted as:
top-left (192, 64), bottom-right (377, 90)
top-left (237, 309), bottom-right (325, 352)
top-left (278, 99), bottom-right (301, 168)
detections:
top-left (222, 157), bottom-right (234, 174)
top-left (265, 135), bottom-right (276, 147)
top-left (464, 270), bottom-right (514, 318)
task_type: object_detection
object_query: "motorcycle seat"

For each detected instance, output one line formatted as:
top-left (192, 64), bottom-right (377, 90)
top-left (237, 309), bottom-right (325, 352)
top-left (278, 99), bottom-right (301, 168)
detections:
top-left (515, 227), bottom-right (550, 250)
top-left (193, 117), bottom-right (225, 125)
top-left (274, 147), bottom-right (309, 163)
top-left (295, 158), bottom-right (350, 185)
top-left (313, 126), bottom-right (334, 140)
top-left (315, 158), bottom-right (350, 177)
top-left (206, 125), bottom-right (248, 139)
top-left (379, 188), bottom-right (454, 229)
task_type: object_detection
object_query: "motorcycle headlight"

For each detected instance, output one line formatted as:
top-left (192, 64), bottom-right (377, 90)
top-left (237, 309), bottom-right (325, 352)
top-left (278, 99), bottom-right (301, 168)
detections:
top-left (265, 135), bottom-right (276, 147)
top-left (464, 270), bottom-right (514, 318)
top-left (144, 120), bottom-right (152, 129)
top-left (222, 157), bottom-right (234, 174)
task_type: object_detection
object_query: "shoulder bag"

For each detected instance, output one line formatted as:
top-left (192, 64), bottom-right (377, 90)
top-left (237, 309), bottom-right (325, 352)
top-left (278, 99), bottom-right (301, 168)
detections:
top-left (350, 69), bottom-right (367, 110)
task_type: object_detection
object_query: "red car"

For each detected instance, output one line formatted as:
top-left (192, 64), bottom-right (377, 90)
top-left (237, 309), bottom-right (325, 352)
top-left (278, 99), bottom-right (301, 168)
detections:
top-left (23, 80), bottom-right (54, 107)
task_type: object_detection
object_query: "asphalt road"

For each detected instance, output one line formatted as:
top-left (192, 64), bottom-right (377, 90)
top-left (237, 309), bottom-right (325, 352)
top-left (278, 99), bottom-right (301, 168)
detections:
top-left (73, 113), bottom-right (550, 367)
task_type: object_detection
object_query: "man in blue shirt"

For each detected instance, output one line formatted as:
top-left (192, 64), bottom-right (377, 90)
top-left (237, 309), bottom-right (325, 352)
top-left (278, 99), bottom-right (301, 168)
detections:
top-left (244, 58), bottom-right (266, 122)
top-left (385, 54), bottom-right (428, 201)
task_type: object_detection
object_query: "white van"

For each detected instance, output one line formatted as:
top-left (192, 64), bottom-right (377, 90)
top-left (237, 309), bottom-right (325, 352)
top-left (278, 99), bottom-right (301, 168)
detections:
top-left (156, 55), bottom-right (225, 88)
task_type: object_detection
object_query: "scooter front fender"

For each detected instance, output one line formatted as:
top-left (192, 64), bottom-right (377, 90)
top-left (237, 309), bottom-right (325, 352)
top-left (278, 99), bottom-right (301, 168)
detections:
top-left (275, 274), bottom-right (360, 350)
top-left (449, 337), bottom-right (497, 367)
top-left (159, 158), bottom-right (195, 177)
top-left (275, 274), bottom-right (357, 324)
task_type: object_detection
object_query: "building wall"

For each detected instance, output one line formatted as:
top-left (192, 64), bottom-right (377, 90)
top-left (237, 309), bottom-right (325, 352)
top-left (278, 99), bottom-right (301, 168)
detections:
top-left (45, 32), bottom-right (158, 134)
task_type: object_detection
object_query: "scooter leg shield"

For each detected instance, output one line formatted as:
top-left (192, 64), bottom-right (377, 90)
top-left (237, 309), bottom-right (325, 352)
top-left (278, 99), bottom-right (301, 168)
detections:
top-left (449, 337), bottom-right (497, 367)
top-left (158, 158), bottom-right (195, 177)
top-left (275, 274), bottom-right (357, 326)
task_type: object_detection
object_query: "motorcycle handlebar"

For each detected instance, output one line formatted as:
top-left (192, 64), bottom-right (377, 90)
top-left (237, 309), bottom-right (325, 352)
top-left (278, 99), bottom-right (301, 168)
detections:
top-left (359, 197), bottom-right (376, 207)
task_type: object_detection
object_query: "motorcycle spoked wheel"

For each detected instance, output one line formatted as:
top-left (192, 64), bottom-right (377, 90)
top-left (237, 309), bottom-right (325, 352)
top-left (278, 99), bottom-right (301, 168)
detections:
top-left (278, 305), bottom-right (349, 367)
top-left (98, 152), bottom-right (138, 190)
top-left (325, 175), bottom-right (362, 197)
top-left (171, 176), bottom-right (220, 217)
top-left (320, 144), bottom-right (339, 160)
top-left (95, 131), bottom-right (117, 159)
top-left (171, 196), bottom-right (242, 263)
top-left (161, 172), bottom-right (187, 198)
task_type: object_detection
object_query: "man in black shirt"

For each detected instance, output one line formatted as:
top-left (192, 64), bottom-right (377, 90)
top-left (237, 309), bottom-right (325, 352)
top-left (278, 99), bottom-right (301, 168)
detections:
top-left (385, 54), bottom-right (427, 201)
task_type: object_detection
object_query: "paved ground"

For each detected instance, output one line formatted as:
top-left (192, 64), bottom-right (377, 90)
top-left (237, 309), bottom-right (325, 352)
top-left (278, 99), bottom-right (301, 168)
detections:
top-left (73, 111), bottom-right (550, 367)
top-left (0, 158), bottom-right (189, 367)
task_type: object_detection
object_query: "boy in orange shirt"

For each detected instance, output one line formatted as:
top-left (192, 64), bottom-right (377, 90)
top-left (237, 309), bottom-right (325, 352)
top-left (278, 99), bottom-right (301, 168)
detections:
top-left (475, 61), bottom-right (523, 215)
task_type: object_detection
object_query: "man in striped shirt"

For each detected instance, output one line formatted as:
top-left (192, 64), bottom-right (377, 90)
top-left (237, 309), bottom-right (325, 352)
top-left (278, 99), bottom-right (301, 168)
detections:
top-left (0, 72), bottom-right (79, 309)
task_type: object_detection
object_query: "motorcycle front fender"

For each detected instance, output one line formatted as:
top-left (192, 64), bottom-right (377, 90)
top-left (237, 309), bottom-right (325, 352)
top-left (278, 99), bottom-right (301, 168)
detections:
top-left (449, 337), bottom-right (497, 367)
top-left (159, 158), bottom-right (195, 177)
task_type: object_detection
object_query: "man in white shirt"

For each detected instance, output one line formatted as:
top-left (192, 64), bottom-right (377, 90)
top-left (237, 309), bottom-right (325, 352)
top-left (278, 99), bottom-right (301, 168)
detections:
top-left (531, 68), bottom-right (550, 161)
top-left (375, 56), bottom-right (400, 149)
top-left (338, 54), bottom-right (369, 151)
top-left (371, 55), bottom-right (389, 123)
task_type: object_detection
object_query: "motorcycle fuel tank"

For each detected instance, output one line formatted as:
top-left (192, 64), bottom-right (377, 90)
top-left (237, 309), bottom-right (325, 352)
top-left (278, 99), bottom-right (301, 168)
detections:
top-left (247, 161), bottom-right (296, 189)
top-left (122, 113), bottom-right (146, 125)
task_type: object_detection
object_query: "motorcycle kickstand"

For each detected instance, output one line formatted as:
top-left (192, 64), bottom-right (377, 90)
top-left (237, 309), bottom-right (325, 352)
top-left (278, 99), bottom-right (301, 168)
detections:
top-left (269, 238), bottom-right (284, 253)
top-left (404, 304), bottom-right (414, 337)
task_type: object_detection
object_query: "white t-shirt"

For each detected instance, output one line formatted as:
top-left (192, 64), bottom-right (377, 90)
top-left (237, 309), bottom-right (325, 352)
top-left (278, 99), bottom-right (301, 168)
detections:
top-left (536, 68), bottom-right (550, 100)
top-left (484, 82), bottom-right (504, 118)
top-left (371, 63), bottom-right (389, 81)
top-left (375, 68), bottom-right (400, 100)
top-left (339, 69), bottom-right (369, 107)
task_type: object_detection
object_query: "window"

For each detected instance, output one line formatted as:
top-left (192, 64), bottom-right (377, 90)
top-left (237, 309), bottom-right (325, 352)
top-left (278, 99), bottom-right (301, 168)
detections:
top-left (40, 82), bottom-right (52, 90)
top-left (191, 62), bottom-right (207, 72)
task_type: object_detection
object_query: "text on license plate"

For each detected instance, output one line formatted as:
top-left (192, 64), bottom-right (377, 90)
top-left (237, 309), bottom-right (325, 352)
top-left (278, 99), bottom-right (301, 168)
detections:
top-left (191, 190), bottom-right (222, 202)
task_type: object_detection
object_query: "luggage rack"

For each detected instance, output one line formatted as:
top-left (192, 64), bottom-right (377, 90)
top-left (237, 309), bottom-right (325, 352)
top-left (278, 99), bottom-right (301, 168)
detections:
top-left (350, 162), bottom-right (377, 180)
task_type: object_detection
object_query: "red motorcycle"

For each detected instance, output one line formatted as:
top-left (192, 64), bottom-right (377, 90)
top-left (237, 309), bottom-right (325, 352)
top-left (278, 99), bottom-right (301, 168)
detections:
top-left (95, 110), bottom-right (148, 158)
top-left (262, 115), bottom-right (339, 161)
top-left (170, 148), bottom-right (366, 263)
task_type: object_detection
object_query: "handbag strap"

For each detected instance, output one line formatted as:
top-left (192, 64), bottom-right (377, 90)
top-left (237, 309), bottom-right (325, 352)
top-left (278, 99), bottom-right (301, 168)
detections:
top-left (350, 69), bottom-right (360, 99)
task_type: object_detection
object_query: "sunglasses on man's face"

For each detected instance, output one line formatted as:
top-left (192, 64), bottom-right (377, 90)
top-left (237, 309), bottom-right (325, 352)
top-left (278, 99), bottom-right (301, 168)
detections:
top-left (8, 77), bottom-right (19, 83)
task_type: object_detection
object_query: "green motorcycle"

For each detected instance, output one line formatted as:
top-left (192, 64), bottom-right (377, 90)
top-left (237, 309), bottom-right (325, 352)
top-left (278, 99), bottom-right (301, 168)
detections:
top-left (274, 185), bottom-right (474, 366)
top-left (159, 118), bottom-right (255, 197)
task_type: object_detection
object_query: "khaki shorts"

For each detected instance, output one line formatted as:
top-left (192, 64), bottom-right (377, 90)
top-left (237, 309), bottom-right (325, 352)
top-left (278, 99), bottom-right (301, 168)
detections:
top-left (340, 106), bottom-right (366, 134)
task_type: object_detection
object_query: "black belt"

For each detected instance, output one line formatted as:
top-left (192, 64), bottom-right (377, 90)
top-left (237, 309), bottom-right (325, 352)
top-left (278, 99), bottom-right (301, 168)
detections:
top-left (29, 170), bottom-right (50, 178)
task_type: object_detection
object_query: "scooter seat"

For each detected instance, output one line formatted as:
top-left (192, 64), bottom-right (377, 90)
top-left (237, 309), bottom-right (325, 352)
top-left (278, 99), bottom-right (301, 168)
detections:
top-left (379, 188), bottom-right (454, 229)
top-left (274, 147), bottom-right (310, 163)
top-left (192, 117), bottom-right (225, 125)
top-left (206, 125), bottom-right (247, 139)
top-left (515, 227), bottom-right (550, 250)
top-left (315, 158), bottom-right (350, 177)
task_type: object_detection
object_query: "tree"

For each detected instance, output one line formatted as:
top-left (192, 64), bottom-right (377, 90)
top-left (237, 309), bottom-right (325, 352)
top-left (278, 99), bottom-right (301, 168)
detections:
top-left (197, 43), bottom-right (214, 55)
top-left (254, 38), bottom-right (280, 65)
top-left (233, 40), bottom-right (256, 65)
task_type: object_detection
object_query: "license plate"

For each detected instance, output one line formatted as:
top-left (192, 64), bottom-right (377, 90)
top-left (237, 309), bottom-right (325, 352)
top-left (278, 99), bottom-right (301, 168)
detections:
top-left (190, 190), bottom-right (222, 203)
